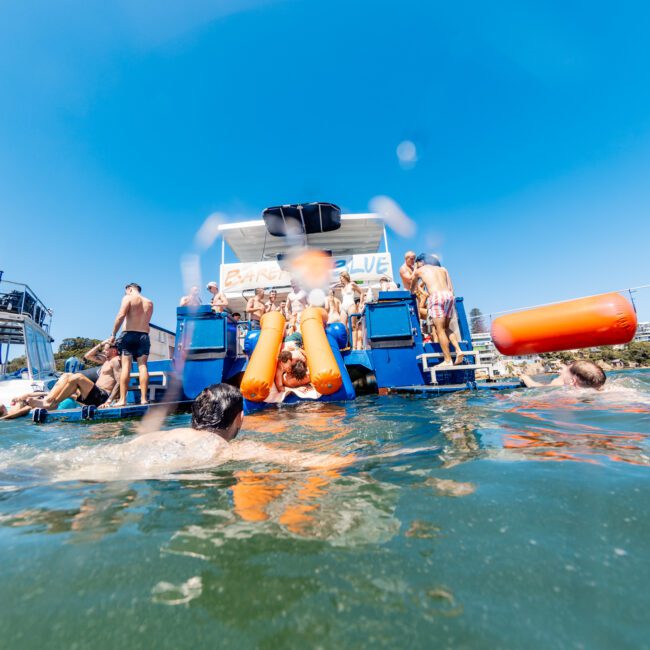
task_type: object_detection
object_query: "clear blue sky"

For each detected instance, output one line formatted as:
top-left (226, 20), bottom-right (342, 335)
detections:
top-left (2, 0), bottom-right (649, 348)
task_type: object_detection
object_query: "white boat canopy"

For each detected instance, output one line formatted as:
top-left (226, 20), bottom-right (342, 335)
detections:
top-left (219, 213), bottom-right (387, 263)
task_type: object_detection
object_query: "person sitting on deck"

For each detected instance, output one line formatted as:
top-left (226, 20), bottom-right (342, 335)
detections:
top-left (207, 281), bottom-right (228, 313)
top-left (179, 285), bottom-right (202, 307)
top-left (519, 361), bottom-right (607, 391)
top-left (410, 255), bottom-right (464, 367)
top-left (1, 345), bottom-right (121, 419)
top-left (246, 288), bottom-right (266, 330)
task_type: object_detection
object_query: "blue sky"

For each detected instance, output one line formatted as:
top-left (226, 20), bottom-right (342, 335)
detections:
top-left (2, 0), bottom-right (649, 348)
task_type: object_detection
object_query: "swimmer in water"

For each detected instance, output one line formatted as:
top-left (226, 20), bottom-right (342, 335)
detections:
top-left (518, 360), bottom-right (607, 390)
top-left (57, 384), bottom-right (351, 481)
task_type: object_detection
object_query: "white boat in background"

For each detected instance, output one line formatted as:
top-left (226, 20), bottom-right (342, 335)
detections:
top-left (0, 275), bottom-right (58, 409)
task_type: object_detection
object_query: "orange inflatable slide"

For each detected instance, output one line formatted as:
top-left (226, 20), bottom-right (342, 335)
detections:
top-left (300, 307), bottom-right (343, 395)
top-left (240, 311), bottom-right (286, 401)
top-left (491, 292), bottom-right (637, 356)
top-left (240, 307), bottom-right (344, 402)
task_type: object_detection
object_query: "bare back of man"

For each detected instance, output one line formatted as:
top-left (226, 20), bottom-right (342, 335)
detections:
top-left (111, 284), bottom-right (154, 406)
top-left (411, 265), bottom-right (464, 366)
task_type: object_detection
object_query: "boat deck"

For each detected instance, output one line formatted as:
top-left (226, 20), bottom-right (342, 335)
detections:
top-left (381, 380), bottom-right (522, 396)
top-left (31, 400), bottom-right (193, 424)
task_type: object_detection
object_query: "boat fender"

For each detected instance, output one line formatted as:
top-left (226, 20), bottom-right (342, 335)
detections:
top-left (243, 330), bottom-right (261, 356)
top-left (325, 322), bottom-right (348, 350)
top-left (492, 292), bottom-right (637, 356)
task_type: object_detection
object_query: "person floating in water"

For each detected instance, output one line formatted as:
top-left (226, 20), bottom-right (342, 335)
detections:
top-left (410, 254), bottom-right (464, 367)
top-left (61, 384), bottom-right (350, 479)
top-left (109, 282), bottom-right (154, 406)
top-left (519, 360), bottom-right (607, 390)
top-left (1, 343), bottom-right (121, 419)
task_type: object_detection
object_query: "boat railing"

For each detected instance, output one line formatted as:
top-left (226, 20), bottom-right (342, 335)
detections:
top-left (0, 278), bottom-right (52, 332)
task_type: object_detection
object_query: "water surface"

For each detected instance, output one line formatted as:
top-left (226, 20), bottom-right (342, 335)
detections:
top-left (1, 370), bottom-right (649, 648)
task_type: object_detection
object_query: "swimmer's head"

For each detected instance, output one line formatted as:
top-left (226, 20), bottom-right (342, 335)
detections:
top-left (125, 282), bottom-right (142, 294)
top-left (560, 361), bottom-right (607, 390)
top-left (191, 383), bottom-right (244, 441)
top-left (0, 404), bottom-right (6, 418)
top-left (416, 253), bottom-right (441, 267)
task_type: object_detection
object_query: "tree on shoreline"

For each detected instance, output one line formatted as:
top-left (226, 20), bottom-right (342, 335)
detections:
top-left (469, 308), bottom-right (487, 334)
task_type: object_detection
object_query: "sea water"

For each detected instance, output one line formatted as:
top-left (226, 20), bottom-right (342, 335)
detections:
top-left (0, 370), bottom-right (648, 649)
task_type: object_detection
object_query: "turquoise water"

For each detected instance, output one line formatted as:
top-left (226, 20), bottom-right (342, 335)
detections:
top-left (1, 370), bottom-right (649, 648)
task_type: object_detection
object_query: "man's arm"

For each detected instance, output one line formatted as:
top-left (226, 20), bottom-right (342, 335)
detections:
top-left (231, 440), bottom-right (354, 470)
top-left (110, 296), bottom-right (130, 340)
top-left (84, 340), bottom-right (108, 364)
top-left (408, 269), bottom-right (420, 293)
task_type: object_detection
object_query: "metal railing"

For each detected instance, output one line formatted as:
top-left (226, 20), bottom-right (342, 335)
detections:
top-left (0, 278), bottom-right (53, 332)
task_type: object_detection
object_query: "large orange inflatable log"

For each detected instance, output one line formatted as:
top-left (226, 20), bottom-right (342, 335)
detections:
top-left (492, 292), bottom-right (637, 356)
top-left (300, 307), bottom-right (343, 395)
top-left (240, 311), bottom-right (286, 401)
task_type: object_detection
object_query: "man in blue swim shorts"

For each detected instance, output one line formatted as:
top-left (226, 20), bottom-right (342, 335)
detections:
top-left (109, 283), bottom-right (154, 406)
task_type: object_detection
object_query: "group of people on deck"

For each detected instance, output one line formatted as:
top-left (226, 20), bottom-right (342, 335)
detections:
top-left (1, 283), bottom-right (154, 420)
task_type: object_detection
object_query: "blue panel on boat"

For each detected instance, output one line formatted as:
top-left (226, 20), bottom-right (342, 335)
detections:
top-left (366, 303), bottom-right (412, 341)
top-left (377, 290), bottom-right (411, 301)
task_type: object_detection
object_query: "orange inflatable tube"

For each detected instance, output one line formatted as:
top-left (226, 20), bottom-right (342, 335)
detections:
top-left (492, 292), bottom-right (637, 356)
top-left (300, 307), bottom-right (342, 395)
top-left (240, 311), bottom-right (286, 401)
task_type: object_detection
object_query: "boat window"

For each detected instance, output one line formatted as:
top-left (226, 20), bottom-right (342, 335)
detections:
top-left (24, 322), bottom-right (56, 378)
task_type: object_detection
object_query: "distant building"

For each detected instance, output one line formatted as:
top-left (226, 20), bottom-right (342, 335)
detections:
top-left (634, 321), bottom-right (650, 343)
top-left (471, 331), bottom-right (542, 372)
top-left (149, 324), bottom-right (175, 361)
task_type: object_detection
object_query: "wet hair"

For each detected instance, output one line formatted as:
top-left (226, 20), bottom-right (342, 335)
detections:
top-left (569, 361), bottom-right (606, 389)
top-left (125, 283), bottom-right (142, 292)
top-left (191, 383), bottom-right (243, 432)
top-left (292, 360), bottom-right (308, 380)
top-left (278, 350), bottom-right (293, 364)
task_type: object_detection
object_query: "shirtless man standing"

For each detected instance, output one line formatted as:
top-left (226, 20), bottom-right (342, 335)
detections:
top-left (246, 288), bottom-right (266, 329)
top-left (110, 283), bottom-right (154, 406)
top-left (179, 285), bottom-right (201, 307)
top-left (410, 257), bottom-right (464, 367)
top-left (206, 281), bottom-right (228, 313)
top-left (2, 345), bottom-right (121, 419)
top-left (399, 251), bottom-right (417, 291)
top-left (265, 289), bottom-right (282, 313)
top-left (286, 282), bottom-right (308, 332)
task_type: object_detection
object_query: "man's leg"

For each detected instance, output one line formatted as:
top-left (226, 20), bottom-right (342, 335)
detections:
top-left (433, 318), bottom-right (453, 364)
top-left (42, 373), bottom-right (72, 403)
top-left (137, 355), bottom-right (149, 404)
top-left (448, 330), bottom-right (465, 365)
top-left (44, 373), bottom-right (95, 409)
top-left (115, 354), bottom-right (132, 406)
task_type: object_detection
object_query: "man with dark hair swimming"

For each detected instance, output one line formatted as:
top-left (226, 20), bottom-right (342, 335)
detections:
top-left (67, 384), bottom-right (351, 478)
top-left (519, 361), bottom-right (607, 391)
